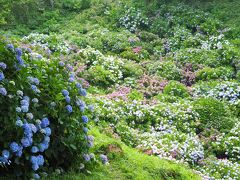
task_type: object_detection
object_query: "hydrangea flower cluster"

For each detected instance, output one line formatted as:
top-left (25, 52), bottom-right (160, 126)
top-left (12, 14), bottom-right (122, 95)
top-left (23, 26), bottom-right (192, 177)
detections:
top-left (22, 33), bottom-right (71, 54)
top-left (119, 7), bottom-right (149, 32)
top-left (193, 82), bottom-right (240, 104)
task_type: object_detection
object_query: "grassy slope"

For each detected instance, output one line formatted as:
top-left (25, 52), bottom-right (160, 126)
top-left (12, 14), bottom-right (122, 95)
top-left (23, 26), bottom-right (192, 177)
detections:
top-left (49, 127), bottom-right (201, 180)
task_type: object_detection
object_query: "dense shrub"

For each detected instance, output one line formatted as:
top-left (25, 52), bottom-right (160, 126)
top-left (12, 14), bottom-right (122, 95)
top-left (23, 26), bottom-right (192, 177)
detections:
top-left (163, 81), bottom-right (189, 98)
top-left (192, 97), bottom-right (234, 132)
top-left (196, 66), bottom-right (234, 81)
top-left (147, 60), bottom-right (181, 80)
top-left (0, 39), bottom-right (92, 178)
top-left (62, 0), bottom-right (91, 11)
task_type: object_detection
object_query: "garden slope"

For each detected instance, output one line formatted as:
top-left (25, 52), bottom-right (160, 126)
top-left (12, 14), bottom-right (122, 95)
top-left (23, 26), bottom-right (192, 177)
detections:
top-left (48, 127), bottom-right (201, 180)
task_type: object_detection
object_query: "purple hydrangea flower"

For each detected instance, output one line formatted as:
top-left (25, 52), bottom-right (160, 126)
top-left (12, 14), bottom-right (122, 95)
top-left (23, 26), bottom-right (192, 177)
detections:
top-left (59, 61), bottom-right (65, 67)
top-left (83, 154), bottom-right (90, 161)
top-left (100, 154), bottom-right (108, 164)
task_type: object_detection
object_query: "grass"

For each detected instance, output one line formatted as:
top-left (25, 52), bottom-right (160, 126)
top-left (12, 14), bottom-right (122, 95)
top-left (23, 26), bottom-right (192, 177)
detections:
top-left (48, 127), bottom-right (201, 180)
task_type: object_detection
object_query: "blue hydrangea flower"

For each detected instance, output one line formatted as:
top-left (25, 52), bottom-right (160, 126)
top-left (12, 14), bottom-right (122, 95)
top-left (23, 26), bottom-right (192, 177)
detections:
top-left (34, 78), bottom-right (40, 85)
top-left (21, 137), bottom-right (32, 147)
top-left (62, 89), bottom-right (69, 97)
top-left (66, 64), bottom-right (73, 71)
top-left (31, 85), bottom-right (38, 92)
top-left (68, 77), bottom-right (74, 82)
top-left (36, 54), bottom-right (43, 59)
top-left (28, 77), bottom-right (40, 85)
top-left (16, 146), bottom-right (23, 157)
top-left (65, 96), bottom-right (71, 103)
top-left (15, 48), bottom-right (22, 56)
top-left (31, 146), bottom-right (39, 153)
top-left (2, 150), bottom-right (10, 159)
top-left (10, 142), bottom-right (19, 153)
top-left (23, 123), bottom-right (32, 134)
top-left (30, 124), bottom-right (37, 133)
top-left (80, 106), bottom-right (85, 112)
top-left (0, 72), bottom-right (5, 81)
top-left (21, 105), bottom-right (29, 113)
top-left (82, 116), bottom-right (88, 124)
top-left (65, 105), bottom-right (72, 113)
top-left (83, 127), bottom-right (88, 133)
top-left (88, 105), bottom-right (94, 112)
top-left (83, 154), bottom-right (90, 162)
top-left (6, 44), bottom-right (14, 50)
top-left (100, 154), bottom-right (108, 164)
top-left (41, 118), bottom-right (49, 128)
top-left (32, 163), bottom-right (39, 171)
top-left (44, 136), bottom-right (50, 143)
top-left (21, 99), bottom-right (29, 106)
top-left (37, 155), bottom-right (44, 166)
top-left (76, 82), bottom-right (82, 89)
top-left (0, 62), bottom-right (7, 70)
top-left (79, 88), bottom-right (87, 96)
top-left (23, 96), bottom-right (30, 102)
top-left (16, 56), bottom-right (24, 66)
top-left (59, 61), bottom-right (65, 67)
top-left (44, 127), bottom-right (51, 136)
top-left (38, 143), bottom-right (47, 152)
top-left (16, 119), bottom-right (23, 127)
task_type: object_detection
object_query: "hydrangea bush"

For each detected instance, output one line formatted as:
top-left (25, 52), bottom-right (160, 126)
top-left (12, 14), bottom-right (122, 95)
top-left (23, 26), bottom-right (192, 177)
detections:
top-left (0, 38), bottom-right (92, 178)
top-left (119, 7), bottom-right (149, 33)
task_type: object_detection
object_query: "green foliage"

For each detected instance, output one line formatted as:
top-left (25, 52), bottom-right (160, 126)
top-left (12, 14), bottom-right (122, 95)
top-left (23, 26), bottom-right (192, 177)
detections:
top-left (196, 66), bottom-right (234, 81)
top-left (147, 60), bottom-right (181, 80)
top-left (48, 127), bottom-right (201, 180)
top-left (62, 0), bottom-right (91, 11)
top-left (192, 97), bottom-right (235, 131)
top-left (163, 81), bottom-right (189, 98)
